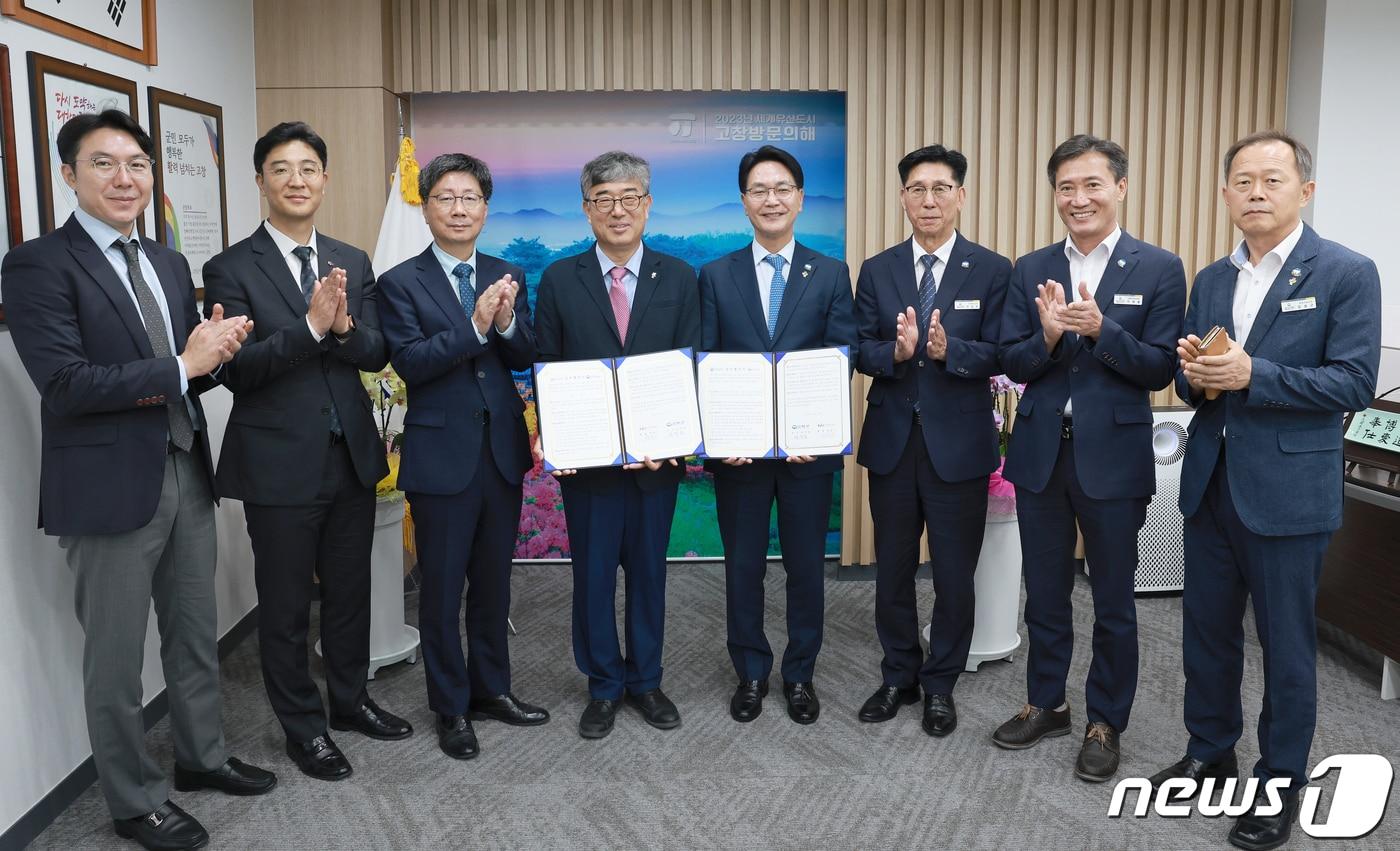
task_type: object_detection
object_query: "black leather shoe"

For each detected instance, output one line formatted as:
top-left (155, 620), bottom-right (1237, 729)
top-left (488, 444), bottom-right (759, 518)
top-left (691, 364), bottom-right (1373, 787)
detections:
top-left (730, 680), bottom-right (768, 722)
top-left (626, 688), bottom-right (681, 729)
top-left (172, 757), bottom-right (277, 796)
top-left (1075, 722), bottom-right (1121, 782)
top-left (1229, 787), bottom-right (1301, 851)
top-left (330, 699), bottom-right (414, 740)
top-left (579, 699), bottom-right (618, 739)
top-left (991, 703), bottom-right (1072, 749)
top-left (436, 714), bottom-right (480, 760)
top-left (469, 693), bottom-right (551, 726)
top-left (113, 801), bottom-right (208, 851)
top-left (858, 684), bottom-right (920, 722)
top-left (285, 734), bottom-right (352, 781)
top-left (783, 682), bottom-right (819, 724)
top-left (1148, 751), bottom-right (1240, 793)
top-left (922, 693), bottom-right (957, 737)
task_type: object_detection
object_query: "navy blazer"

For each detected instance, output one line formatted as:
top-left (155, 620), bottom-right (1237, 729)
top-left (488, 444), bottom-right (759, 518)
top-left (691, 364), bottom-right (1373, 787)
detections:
top-left (376, 247), bottom-right (536, 495)
top-left (534, 243), bottom-right (701, 493)
top-left (203, 227), bottom-right (389, 505)
top-left (855, 234), bottom-right (1012, 482)
top-left (1176, 224), bottom-right (1380, 536)
top-left (2, 215), bottom-right (219, 535)
top-left (999, 232), bottom-right (1186, 499)
top-left (699, 241), bottom-right (857, 479)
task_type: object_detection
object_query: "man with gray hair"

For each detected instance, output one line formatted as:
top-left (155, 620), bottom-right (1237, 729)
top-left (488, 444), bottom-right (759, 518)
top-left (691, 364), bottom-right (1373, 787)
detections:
top-left (534, 150), bottom-right (701, 739)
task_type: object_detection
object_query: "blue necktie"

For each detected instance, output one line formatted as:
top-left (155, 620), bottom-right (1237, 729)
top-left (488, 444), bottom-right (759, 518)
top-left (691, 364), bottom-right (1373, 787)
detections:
top-left (452, 262), bottom-right (476, 316)
top-left (918, 254), bottom-right (938, 330)
top-left (765, 254), bottom-right (786, 339)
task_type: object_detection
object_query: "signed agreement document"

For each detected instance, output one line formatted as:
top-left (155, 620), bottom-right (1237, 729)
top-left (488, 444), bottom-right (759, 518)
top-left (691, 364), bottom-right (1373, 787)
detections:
top-left (695, 346), bottom-right (852, 459)
top-left (613, 349), bottom-right (704, 463)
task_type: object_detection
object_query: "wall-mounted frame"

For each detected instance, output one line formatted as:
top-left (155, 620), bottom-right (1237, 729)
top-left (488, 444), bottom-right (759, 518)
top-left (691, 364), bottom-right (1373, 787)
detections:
top-left (148, 88), bottom-right (227, 298)
top-left (2, 0), bottom-right (157, 66)
top-left (27, 52), bottom-right (140, 234)
top-left (0, 45), bottom-right (25, 322)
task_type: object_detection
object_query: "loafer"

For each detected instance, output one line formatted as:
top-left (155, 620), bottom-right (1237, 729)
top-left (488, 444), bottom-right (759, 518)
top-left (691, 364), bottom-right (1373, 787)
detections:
top-left (991, 703), bottom-right (1072, 749)
top-left (858, 684), bottom-right (920, 722)
top-left (921, 693), bottom-right (957, 737)
top-left (285, 734), bottom-right (352, 781)
top-left (1148, 751), bottom-right (1240, 793)
top-left (730, 679), bottom-right (768, 722)
top-left (172, 757), bottom-right (277, 796)
top-left (625, 688), bottom-right (681, 729)
top-left (579, 698), bottom-right (618, 739)
top-left (113, 801), bottom-right (209, 851)
top-left (469, 693), bottom-right (551, 726)
top-left (436, 714), bottom-right (480, 760)
top-left (1229, 786), bottom-right (1301, 851)
top-left (1075, 721), bottom-right (1121, 782)
top-left (330, 698), bottom-right (414, 740)
top-left (783, 681), bottom-right (820, 724)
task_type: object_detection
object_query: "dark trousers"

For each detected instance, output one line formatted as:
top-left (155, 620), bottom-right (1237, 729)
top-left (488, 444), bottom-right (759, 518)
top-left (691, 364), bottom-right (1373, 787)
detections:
top-left (1183, 454), bottom-right (1330, 787)
top-left (1015, 436), bottom-right (1145, 732)
top-left (714, 464), bottom-right (832, 683)
top-left (561, 475), bottom-right (679, 700)
top-left (409, 431), bottom-right (521, 717)
top-left (244, 439), bottom-right (374, 743)
top-left (868, 428), bottom-right (988, 694)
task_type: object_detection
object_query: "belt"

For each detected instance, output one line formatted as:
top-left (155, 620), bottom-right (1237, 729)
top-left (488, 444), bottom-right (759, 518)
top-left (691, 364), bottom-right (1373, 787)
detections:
top-left (1061, 417), bottom-right (1074, 440)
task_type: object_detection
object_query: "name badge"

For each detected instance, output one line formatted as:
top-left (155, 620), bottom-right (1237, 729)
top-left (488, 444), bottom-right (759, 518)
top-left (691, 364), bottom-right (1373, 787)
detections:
top-left (1113, 293), bottom-right (1143, 306)
top-left (954, 299), bottom-right (980, 310)
top-left (1281, 296), bottom-right (1317, 313)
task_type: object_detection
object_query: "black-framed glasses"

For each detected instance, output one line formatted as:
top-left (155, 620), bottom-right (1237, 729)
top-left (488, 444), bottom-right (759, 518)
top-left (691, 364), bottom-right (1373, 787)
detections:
top-left (744, 184), bottom-right (798, 201)
top-left (586, 193), bottom-right (648, 212)
top-left (428, 192), bottom-right (486, 211)
top-left (75, 156), bottom-right (156, 178)
top-left (902, 183), bottom-right (958, 201)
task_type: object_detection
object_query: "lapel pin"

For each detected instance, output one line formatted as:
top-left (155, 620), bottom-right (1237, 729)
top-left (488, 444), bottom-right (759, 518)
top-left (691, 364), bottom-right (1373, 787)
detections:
top-left (801, 263), bottom-right (812, 278)
top-left (961, 260), bottom-right (970, 269)
top-left (1117, 258), bottom-right (1126, 268)
top-left (650, 271), bottom-right (657, 279)
top-left (1288, 268), bottom-right (1300, 286)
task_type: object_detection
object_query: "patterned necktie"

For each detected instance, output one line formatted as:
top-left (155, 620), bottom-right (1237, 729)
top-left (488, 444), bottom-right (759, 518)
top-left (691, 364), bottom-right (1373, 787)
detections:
top-left (608, 266), bottom-right (630, 344)
top-left (452, 262), bottom-right (476, 316)
top-left (116, 239), bottom-right (195, 451)
top-left (765, 254), bottom-right (787, 338)
top-left (918, 254), bottom-right (938, 331)
top-left (291, 245), bottom-right (317, 304)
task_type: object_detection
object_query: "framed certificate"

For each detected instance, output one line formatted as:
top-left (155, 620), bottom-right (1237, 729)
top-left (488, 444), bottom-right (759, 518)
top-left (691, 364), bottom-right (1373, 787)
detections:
top-left (0, 44), bottom-right (23, 322)
top-left (148, 87), bottom-right (228, 297)
top-left (2, 0), bottom-right (157, 66)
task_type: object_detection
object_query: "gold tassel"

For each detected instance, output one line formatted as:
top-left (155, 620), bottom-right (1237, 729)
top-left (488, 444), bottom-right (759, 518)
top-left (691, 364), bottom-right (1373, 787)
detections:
top-left (397, 137), bottom-right (423, 206)
top-left (402, 498), bottom-right (417, 568)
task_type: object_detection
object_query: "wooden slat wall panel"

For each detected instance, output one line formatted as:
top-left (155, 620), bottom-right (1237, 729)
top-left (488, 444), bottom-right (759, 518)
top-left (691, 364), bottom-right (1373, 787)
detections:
top-left (382, 0), bottom-right (1291, 566)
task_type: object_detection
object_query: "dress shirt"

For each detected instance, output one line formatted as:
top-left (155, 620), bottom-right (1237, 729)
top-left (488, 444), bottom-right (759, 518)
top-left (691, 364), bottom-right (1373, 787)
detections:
top-left (751, 238), bottom-right (796, 319)
top-left (430, 242), bottom-right (517, 342)
top-left (1229, 221), bottom-right (1304, 347)
top-left (595, 242), bottom-right (643, 308)
top-left (1063, 226), bottom-right (1122, 415)
top-left (911, 231), bottom-right (957, 295)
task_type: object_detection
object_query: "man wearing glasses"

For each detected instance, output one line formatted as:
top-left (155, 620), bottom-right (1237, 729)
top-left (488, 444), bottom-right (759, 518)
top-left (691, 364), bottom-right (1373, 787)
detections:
top-left (853, 145), bottom-right (1012, 738)
top-left (534, 150), bottom-right (701, 739)
top-left (3, 110), bottom-right (273, 850)
top-left (202, 122), bottom-right (413, 782)
top-left (378, 153), bottom-right (550, 762)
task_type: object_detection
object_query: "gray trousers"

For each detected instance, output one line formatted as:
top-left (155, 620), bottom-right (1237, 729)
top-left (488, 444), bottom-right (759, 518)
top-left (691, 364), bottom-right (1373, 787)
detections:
top-left (62, 449), bottom-right (227, 819)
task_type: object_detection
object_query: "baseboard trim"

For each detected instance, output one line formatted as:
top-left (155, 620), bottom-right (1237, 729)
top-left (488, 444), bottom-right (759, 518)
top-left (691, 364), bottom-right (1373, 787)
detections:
top-left (0, 606), bottom-right (259, 850)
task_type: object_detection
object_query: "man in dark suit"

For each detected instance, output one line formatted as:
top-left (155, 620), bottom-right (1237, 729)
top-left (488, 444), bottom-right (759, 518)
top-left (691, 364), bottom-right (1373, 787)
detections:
top-left (1150, 131), bottom-right (1380, 851)
top-left (202, 122), bottom-right (412, 782)
top-left (995, 135), bottom-right (1185, 782)
top-left (853, 145), bottom-right (1011, 737)
top-left (378, 153), bottom-right (550, 762)
top-left (2, 110), bottom-right (274, 851)
top-left (534, 150), bottom-right (701, 739)
top-left (698, 145), bottom-right (856, 725)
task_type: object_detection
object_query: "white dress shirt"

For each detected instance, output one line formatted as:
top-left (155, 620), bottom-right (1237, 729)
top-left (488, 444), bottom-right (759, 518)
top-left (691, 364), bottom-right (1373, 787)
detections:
top-left (912, 231), bottom-right (957, 295)
top-left (1063, 226), bottom-right (1122, 415)
top-left (263, 220), bottom-right (328, 342)
top-left (431, 241), bottom-right (516, 342)
top-left (751, 238), bottom-right (796, 319)
top-left (1229, 221), bottom-right (1304, 347)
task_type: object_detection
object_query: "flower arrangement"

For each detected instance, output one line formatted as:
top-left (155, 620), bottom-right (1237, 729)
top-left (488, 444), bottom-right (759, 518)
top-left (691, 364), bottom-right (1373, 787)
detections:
top-left (988, 374), bottom-right (1025, 519)
top-left (360, 367), bottom-right (408, 501)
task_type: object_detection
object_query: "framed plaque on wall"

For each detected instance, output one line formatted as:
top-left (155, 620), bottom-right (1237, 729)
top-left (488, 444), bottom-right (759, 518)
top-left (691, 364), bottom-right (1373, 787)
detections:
top-left (2, 0), bottom-right (157, 66)
top-left (148, 87), bottom-right (227, 297)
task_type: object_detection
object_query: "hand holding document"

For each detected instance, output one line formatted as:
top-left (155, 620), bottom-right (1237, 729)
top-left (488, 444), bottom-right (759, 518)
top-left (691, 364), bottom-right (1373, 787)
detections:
top-left (695, 346), bottom-right (852, 460)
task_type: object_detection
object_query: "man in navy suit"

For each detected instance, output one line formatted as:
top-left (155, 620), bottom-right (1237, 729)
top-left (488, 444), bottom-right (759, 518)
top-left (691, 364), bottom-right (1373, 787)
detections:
top-left (1150, 131), bottom-right (1380, 851)
top-left (698, 145), bottom-right (856, 725)
top-left (995, 135), bottom-right (1186, 782)
top-left (378, 153), bottom-right (550, 762)
top-left (534, 151), bottom-right (701, 739)
top-left (853, 145), bottom-right (1011, 737)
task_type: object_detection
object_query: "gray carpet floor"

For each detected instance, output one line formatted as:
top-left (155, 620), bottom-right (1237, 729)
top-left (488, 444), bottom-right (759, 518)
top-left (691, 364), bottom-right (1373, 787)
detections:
top-left (30, 562), bottom-right (1400, 850)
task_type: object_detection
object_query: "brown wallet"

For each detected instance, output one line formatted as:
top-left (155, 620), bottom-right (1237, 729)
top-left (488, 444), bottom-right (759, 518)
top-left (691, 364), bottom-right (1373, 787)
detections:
top-left (1197, 325), bottom-right (1231, 401)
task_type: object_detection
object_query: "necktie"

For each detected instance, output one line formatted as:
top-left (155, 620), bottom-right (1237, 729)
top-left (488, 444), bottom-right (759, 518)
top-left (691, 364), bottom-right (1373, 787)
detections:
top-left (116, 240), bottom-right (194, 451)
top-left (291, 245), bottom-right (317, 304)
top-left (452, 262), bottom-right (476, 317)
top-left (765, 254), bottom-right (787, 338)
top-left (918, 254), bottom-right (938, 331)
top-left (608, 266), bottom-right (630, 344)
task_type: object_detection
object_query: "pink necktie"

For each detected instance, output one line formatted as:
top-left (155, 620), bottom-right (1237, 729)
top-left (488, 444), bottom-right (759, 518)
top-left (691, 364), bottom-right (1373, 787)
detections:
top-left (608, 266), bottom-right (630, 344)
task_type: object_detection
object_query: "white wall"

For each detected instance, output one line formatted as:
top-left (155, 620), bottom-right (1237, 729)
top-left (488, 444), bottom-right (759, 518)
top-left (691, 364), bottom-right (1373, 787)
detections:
top-left (0, 0), bottom-right (260, 835)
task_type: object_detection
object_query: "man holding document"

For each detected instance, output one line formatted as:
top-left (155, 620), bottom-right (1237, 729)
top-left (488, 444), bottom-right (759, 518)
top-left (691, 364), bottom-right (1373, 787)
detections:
top-left (697, 145), bottom-right (856, 724)
top-left (534, 151), bottom-right (701, 740)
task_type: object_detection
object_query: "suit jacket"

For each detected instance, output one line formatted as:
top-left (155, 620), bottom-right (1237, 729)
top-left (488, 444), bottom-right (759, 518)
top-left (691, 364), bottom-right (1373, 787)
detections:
top-left (534, 243), bottom-right (701, 493)
top-left (1176, 224), bottom-right (1380, 536)
top-left (202, 226), bottom-right (389, 505)
top-left (2, 215), bottom-right (219, 536)
top-left (855, 234), bottom-right (1012, 481)
top-left (999, 231), bottom-right (1186, 499)
top-left (377, 247), bottom-right (536, 495)
top-left (699, 241), bottom-right (857, 480)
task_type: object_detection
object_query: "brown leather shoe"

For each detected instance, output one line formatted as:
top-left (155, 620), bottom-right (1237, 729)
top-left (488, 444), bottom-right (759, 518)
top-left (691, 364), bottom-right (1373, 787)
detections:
top-left (991, 703), bottom-right (1071, 749)
top-left (1075, 721), bottom-right (1121, 782)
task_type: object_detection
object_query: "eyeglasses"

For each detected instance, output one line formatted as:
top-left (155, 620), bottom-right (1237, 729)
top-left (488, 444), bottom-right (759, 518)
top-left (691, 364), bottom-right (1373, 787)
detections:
top-left (586, 193), bottom-right (647, 212)
top-left (744, 184), bottom-right (798, 201)
top-left (266, 163), bottom-right (325, 181)
top-left (76, 156), bottom-right (156, 178)
top-left (428, 193), bottom-right (486, 211)
top-left (902, 183), bottom-right (959, 201)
